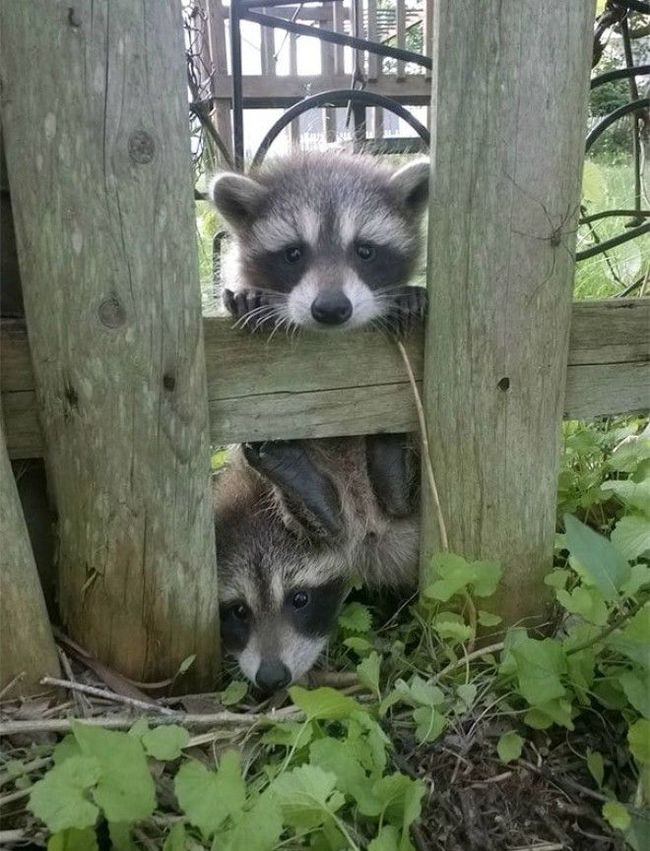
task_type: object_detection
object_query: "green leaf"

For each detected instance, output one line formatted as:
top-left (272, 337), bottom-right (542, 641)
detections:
top-left (269, 764), bottom-right (344, 829)
top-left (262, 721), bottom-right (313, 749)
top-left (509, 637), bottom-right (567, 705)
top-left (289, 686), bottom-right (363, 720)
top-left (108, 822), bottom-right (138, 851)
top-left (369, 825), bottom-right (400, 851)
top-left (413, 706), bottom-right (446, 743)
top-left (29, 756), bottom-right (100, 832)
top-left (400, 779), bottom-right (425, 851)
top-left (621, 563), bottom-right (650, 597)
top-left (523, 698), bottom-right (574, 731)
top-left (602, 800), bottom-right (631, 831)
top-left (223, 792), bottom-right (284, 851)
top-left (309, 737), bottom-right (380, 817)
top-left (477, 610), bottom-right (501, 627)
top-left (423, 553), bottom-right (474, 601)
top-left (357, 651), bottom-right (382, 697)
top-left (586, 750), bottom-right (604, 788)
top-left (162, 822), bottom-right (187, 851)
top-left (52, 735), bottom-right (82, 766)
top-left (141, 725), bottom-right (190, 761)
top-left (470, 561), bottom-right (503, 597)
top-left (338, 602), bottom-right (373, 633)
top-left (619, 671), bottom-right (650, 719)
top-left (556, 586), bottom-right (609, 626)
top-left (396, 676), bottom-right (444, 708)
top-left (220, 680), bottom-right (248, 706)
top-left (601, 478), bottom-right (650, 513)
top-left (606, 605), bottom-right (650, 666)
top-left (71, 723), bottom-right (155, 825)
top-left (177, 655), bottom-right (196, 676)
top-left (564, 514), bottom-right (630, 600)
top-left (456, 684), bottom-right (477, 710)
top-left (433, 617), bottom-right (473, 643)
top-left (497, 731), bottom-right (523, 763)
top-left (47, 828), bottom-right (99, 851)
top-left (629, 719), bottom-right (650, 764)
top-left (175, 752), bottom-right (246, 838)
top-left (612, 516), bottom-right (650, 562)
top-left (544, 569), bottom-right (571, 590)
top-left (371, 773), bottom-right (424, 851)
top-left (343, 636), bottom-right (374, 654)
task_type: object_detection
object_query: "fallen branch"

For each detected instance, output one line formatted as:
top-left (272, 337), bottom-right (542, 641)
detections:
top-left (40, 677), bottom-right (174, 716)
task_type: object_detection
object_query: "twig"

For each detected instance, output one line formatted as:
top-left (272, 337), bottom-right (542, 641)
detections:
top-left (519, 759), bottom-right (609, 803)
top-left (0, 706), bottom-right (304, 736)
top-left (396, 340), bottom-right (449, 550)
top-left (0, 786), bottom-right (30, 807)
top-left (40, 677), bottom-right (175, 716)
top-left (0, 673), bottom-right (24, 701)
top-left (56, 646), bottom-right (90, 717)
top-left (432, 642), bottom-right (505, 682)
top-left (565, 599), bottom-right (646, 657)
top-left (0, 757), bottom-right (51, 789)
top-left (0, 830), bottom-right (26, 844)
top-left (509, 845), bottom-right (565, 851)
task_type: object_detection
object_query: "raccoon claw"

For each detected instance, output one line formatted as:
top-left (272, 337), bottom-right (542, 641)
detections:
top-left (385, 286), bottom-right (427, 338)
top-left (224, 288), bottom-right (272, 331)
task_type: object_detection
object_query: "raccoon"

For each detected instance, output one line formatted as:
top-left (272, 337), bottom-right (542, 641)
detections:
top-left (215, 438), bottom-right (419, 691)
top-left (210, 151), bottom-right (429, 334)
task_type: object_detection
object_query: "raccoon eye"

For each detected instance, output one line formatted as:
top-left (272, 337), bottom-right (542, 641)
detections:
top-left (229, 603), bottom-right (249, 622)
top-left (284, 246), bottom-right (303, 264)
top-left (291, 591), bottom-right (309, 610)
top-left (355, 243), bottom-right (375, 261)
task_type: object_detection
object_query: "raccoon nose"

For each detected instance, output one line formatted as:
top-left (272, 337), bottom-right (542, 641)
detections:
top-left (256, 660), bottom-right (291, 692)
top-left (311, 292), bottom-right (353, 325)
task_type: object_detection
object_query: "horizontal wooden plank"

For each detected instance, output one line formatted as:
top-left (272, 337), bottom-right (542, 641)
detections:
top-left (212, 74), bottom-right (432, 108)
top-left (2, 298), bottom-right (648, 457)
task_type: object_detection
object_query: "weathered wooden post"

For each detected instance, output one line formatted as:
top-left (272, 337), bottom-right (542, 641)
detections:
top-left (0, 414), bottom-right (59, 696)
top-left (421, 1), bottom-right (596, 625)
top-left (0, 1), bottom-right (220, 688)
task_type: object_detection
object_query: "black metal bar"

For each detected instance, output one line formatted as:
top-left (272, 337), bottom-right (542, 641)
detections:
top-left (621, 17), bottom-right (643, 222)
top-left (576, 222), bottom-right (650, 261)
top-left (580, 208), bottom-right (650, 224)
top-left (250, 89), bottom-right (430, 168)
top-left (585, 98), bottom-right (650, 152)
top-left (243, 10), bottom-right (432, 70)
top-left (620, 0), bottom-right (650, 14)
top-left (231, 0), bottom-right (245, 170)
top-left (590, 64), bottom-right (650, 88)
top-left (239, 0), bottom-right (331, 8)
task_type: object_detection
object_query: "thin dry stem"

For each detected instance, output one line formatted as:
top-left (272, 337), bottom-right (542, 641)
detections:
top-left (40, 677), bottom-right (175, 716)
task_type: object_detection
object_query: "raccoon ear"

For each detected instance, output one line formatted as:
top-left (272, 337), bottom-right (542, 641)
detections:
top-left (390, 160), bottom-right (430, 216)
top-left (210, 172), bottom-right (267, 229)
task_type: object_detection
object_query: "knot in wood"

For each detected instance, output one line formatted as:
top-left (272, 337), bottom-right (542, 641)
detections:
top-left (98, 296), bottom-right (126, 329)
top-left (128, 130), bottom-right (156, 164)
top-left (497, 377), bottom-right (511, 392)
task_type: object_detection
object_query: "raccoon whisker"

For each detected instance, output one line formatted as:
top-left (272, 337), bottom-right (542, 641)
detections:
top-left (237, 305), bottom-right (281, 332)
top-left (266, 314), bottom-right (291, 344)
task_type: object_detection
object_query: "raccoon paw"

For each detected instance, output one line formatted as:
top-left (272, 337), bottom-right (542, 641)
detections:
top-left (386, 286), bottom-right (427, 338)
top-left (223, 288), bottom-right (273, 331)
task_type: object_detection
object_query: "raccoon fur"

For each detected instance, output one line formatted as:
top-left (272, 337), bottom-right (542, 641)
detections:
top-left (215, 437), bottom-right (419, 692)
top-left (210, 151), bottom-right (429, 332)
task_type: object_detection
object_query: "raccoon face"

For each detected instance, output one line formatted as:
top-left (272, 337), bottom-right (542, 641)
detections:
top-left (211, 153), bottom-right (429, 330)
top-left (220, 577), bottom-right (345, 691)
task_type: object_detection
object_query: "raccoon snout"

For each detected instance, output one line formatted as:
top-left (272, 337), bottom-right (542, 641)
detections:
top-left (255, 659), bottom-right (292, 692)
top-left (311, 292), bottom-right (353, 326)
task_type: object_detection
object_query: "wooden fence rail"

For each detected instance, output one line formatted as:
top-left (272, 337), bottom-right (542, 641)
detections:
top-left (2, 298), bottom-right (648, 458)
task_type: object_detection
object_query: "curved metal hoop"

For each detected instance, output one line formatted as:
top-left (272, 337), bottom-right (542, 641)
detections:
top-left (251, 89), bottom-right (431, 169)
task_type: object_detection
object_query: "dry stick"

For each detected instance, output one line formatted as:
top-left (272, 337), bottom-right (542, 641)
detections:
top-left (432, 641), bottom-right (506, 683)
top-left (396, 340), bottom-right (478, 650)
top-left (39, 677), bottom-right (176, 717)
top-left (0, 706), bottom-right (304, 736)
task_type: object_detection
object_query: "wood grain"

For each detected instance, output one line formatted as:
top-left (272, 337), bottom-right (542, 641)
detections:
top-left (0, 0), bottom-right (219, 688)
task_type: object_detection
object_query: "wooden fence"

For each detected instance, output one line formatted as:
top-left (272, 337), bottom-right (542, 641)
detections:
top-left (2, 0), bottom-right (647, 696)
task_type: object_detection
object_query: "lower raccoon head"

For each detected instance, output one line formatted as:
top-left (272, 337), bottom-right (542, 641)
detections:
top-left (211, 153), bottom-right (429, 331)
top-left (220, 578), bottom-right (345, 692)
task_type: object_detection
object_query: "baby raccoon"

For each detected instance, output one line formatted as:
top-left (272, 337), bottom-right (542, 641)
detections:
top-left (210, 151), bottom-right (429, 333)
top-left (215, 439), bottom-right (419, 692)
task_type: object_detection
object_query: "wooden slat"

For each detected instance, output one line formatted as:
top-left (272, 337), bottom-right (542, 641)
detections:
top-left (396, 0), bottom-right (406, 80)
top-left (2, 299), bottom-right (648, 457)
top-left (332, 1), bottom-right (346, 74)
top-left (211, 74), bottom-right (431, 107)
top-left (367, 0), bottom-right (379, 80)
top-left (260, 8), bottom-right (276, 75)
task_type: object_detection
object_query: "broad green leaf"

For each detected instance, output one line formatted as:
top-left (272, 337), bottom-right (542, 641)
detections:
top-left (586, 750), bottom-right (604, 788)
top-left (523, 698), bottom-right (574, 731)
top-left (601, 479), bottom-right (650, 513)
top-left (556, 586), bottom-right (608, 626)
top-left (47, 828), bottom-right (99, 851)
top-left (357, 651), bottom-right (382, 697)
top-left (52, 735), bottom-right (82, 766)
top-left (369, 825), bottom-right (400, 851)
top-left (127, 719), bottom-right (149, 740)
top-left (612, 516), bottom-right (650, 562)
top-left (72, 723), bottom-right (155, 825)
top-left (609, 428), bottom-right (650, 472)
top-left (497, 731), bottom-right (523, 763)
top-left (338, 602), bottom-right (372, 633)
top-left (456, 684), bottom-right (477, 710)
top-left (564, 514), bottom-right (630, 600)
top-left (29, 756), bottom-right (100, 832)
top-left (413, 706), bottom-right (446, 743)
top-left (269, 764), bottom-right (344, 829)
top-left (162, 822), bottom-right (187, 851)
top-left (619, 671), bottom-right (650, 719)
top-left (400, 779), bottom-right (425, 851)
top-left (606, 605), bottom-right (650, 667)
top-left (544, 569), bottom-right (571, 590)
top-left (222, 792), bottom-right (284, 851)
top-left (108, 822), bottom-right (138, 851)
top-left (348, 711), bottom-right (389, 775)
top-left (423, 554), bottom-right (501, 601)
top-left (175, 752), bottom-right (246, 838)
top-left (372, 772), bottom-right (424, 851)
top-left (470, 561), bottom-right (503, 597)
top-left (289, 686), bottom-right (362, 720)
top-left (220, 680), bottom-right (248, 706)
top-left (509, 637), bottom-right (567, 705)
top-left (395, 676), bottom-right (444, 708)
top-left (343, 636), bottom-right (374, 654)
top-left (602, 800), bottom-right (631, 831)
top-left (141, 725), bottom-right (190, 761)
top-left (433, 618), bottom-right (473, 643)
top-left (622, 563), bottom-right (650, 597)
top-left (177, 655), bottom-right (196, 676)
top-left (629, 719), bottom-right (650, 764)
top-left (477, 610), bottom-right (501, 627)
top-left (309, 737), bottom-right (379, 816)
